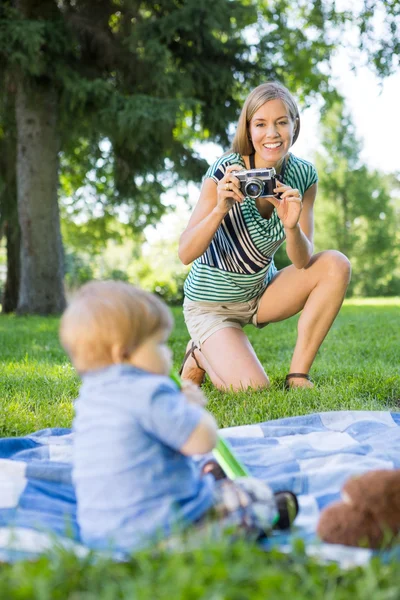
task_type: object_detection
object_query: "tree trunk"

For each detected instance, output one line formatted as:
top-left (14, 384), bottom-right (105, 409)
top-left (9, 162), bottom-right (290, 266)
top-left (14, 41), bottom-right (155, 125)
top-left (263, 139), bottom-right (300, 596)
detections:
top-left (15, 76), bottom-right (66, 315)
top-left (2, 217), bottom-right (20, 313)
top-left (0, 70), bottom-right (19, 313)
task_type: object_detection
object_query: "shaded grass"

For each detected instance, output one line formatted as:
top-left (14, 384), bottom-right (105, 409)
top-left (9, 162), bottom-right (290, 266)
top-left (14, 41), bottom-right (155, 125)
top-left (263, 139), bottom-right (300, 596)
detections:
top-left (0, 300), bottom-right (399, 597)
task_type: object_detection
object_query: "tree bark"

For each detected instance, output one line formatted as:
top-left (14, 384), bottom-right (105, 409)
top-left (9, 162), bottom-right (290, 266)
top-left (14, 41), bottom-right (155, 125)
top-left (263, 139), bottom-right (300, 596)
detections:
top-left (15, 76), bottom-right (66, 315)
top-left (0, 70), bottom-right (19, 313)
top-left (2, 218), bottom-right (20, 313)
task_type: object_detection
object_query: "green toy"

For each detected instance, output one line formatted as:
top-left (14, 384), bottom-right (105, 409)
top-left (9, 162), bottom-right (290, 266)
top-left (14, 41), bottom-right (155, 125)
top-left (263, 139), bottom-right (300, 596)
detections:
top-left (170, 370), bottom-right (298, 530)
top-left (170, 370), bottom-right (249, 479)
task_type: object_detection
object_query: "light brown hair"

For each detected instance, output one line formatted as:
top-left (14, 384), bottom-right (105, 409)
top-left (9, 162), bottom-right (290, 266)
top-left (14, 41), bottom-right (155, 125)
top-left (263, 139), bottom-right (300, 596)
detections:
top-left (60, 281), bottom-right (173, 373)
top-left (232, 82), bottom-right (300, 155)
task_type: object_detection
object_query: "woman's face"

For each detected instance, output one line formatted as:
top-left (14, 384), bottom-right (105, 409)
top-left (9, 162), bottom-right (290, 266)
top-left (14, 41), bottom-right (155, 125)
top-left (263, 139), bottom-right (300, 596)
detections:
top-left (248, 98), bottom-right (296, 167)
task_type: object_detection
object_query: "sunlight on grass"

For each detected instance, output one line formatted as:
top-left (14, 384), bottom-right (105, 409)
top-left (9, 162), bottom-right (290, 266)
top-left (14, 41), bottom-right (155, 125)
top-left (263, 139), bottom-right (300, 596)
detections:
top-left (1, 303), bottom-right (399, 436)
top-left (344, 297), bottom-right (400, 306)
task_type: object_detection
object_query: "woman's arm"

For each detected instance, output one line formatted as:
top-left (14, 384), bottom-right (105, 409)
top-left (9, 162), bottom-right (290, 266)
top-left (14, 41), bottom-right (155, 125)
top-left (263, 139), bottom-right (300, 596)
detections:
top-left (285, 183), bottom-right (317, 269)
top-left (178, 165), bottom-right (244, 265)
top-left (178, 178), bottom-right (226, 265)
top-left (267, 180), bottom-right (317, 269)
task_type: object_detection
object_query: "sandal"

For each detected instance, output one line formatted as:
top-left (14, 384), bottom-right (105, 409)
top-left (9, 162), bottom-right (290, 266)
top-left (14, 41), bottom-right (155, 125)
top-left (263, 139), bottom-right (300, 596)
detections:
top-left (179, 341), bottom-right (206, 386)
top-left (284, 373), bottom-right (313, 390)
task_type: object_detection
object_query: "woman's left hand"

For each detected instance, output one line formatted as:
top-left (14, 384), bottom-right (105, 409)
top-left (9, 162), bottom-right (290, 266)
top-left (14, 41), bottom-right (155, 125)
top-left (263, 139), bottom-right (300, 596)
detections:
top-left (269, 181), bottom-right (303, 230)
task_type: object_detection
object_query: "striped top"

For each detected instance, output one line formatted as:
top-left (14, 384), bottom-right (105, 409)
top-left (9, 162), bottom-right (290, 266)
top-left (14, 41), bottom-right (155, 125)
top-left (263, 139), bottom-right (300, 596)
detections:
top-left (184, 152), bottom-right (318, 303)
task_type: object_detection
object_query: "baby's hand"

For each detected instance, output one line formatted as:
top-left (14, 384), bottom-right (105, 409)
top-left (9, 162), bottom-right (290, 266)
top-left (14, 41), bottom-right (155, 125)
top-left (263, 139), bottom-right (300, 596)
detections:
top-left (181, 380), bottom-right (208, 407)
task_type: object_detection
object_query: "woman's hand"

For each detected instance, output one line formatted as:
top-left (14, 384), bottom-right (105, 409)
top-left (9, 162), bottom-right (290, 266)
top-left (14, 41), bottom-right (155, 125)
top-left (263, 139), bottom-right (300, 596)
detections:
top-left (215, 164), bottom-right (245, 214)
top-left (269, 180), bottom-right (303, 230)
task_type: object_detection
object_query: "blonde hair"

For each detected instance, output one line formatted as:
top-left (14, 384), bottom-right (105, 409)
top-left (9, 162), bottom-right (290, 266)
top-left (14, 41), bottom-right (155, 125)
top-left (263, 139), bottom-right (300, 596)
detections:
top-left (232, 82), bottom-right (300, 155)
top-left (60, 281), bottom-right (173, 373)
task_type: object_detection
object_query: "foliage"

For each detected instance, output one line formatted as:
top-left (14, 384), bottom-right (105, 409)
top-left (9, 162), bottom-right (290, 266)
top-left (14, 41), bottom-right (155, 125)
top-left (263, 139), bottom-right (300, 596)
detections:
top-left (0, 0), bottom-right (245, 229)
top-left (357, 0), bottom-right (400, 76)
top-left (0, 0), bottom-right (345, 236)
top-left (1, 0), bottom-right (399, 314)
top-left (62, 217), bottom-right (189, 304)
top-left (64, 250), bottom-right (94, 290)
top-left (314, 100), bottom-right (400, 296)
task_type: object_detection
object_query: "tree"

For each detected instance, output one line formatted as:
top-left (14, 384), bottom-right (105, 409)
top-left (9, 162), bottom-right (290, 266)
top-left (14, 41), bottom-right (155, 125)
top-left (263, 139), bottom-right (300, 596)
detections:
top-left (314, 100), bottom-right (400, 296)
top-left (357, 0), bottom-right (400, 77)
top-left (1, 0), bottom-right (343, 314)
top-left (0, 71), bottom-right (19, 313)
top-left (16, 68), bottom-right (66, 314)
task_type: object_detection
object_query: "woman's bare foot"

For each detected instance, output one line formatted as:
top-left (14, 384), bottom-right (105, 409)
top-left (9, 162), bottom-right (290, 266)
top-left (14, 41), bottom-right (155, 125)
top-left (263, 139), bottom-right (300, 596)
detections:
top-left (179, 340), bottom-right (206, 386)
top-left (285, 373), bottom-right (314, 389)
top-left (287, 378), bottom-right (314, 389)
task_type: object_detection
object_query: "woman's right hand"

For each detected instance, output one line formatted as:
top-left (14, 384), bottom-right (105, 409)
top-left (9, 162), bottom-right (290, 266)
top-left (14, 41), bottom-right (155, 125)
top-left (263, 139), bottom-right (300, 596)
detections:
top-left (178, 164), bottom-right (245, 265)
top-left (215, 164), bottom-right (245, 214)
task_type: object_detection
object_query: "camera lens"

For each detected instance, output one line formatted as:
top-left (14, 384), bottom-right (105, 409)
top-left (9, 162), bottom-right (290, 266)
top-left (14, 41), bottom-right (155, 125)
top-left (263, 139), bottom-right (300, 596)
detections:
top-left (245, 179), bottom-right (262, 198)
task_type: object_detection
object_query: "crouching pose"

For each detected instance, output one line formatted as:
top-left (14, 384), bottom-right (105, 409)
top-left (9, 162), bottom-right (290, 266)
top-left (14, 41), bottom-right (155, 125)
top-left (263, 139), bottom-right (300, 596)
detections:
top-left (60, 281), bottom-right (291, 553)
top-left (179, 81), bottom-right (351, 391)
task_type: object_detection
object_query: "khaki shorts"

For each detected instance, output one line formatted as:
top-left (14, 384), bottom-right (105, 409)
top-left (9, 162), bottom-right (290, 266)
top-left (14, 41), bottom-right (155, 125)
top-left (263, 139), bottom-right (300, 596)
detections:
top-left (183, 295), bottom-right (268, 348)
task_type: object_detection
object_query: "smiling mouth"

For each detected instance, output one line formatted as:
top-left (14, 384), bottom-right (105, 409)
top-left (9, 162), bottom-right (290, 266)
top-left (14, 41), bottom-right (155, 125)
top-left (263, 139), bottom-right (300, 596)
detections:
top-left (263, 142), bottom-right (282, 149)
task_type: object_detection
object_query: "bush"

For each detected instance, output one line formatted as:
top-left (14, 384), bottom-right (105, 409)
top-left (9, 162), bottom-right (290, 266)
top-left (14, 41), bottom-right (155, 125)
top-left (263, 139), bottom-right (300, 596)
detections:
top-left (151, 271), bottom-right (186, 305)
top-left (64, 251), bottom-right (94, 290)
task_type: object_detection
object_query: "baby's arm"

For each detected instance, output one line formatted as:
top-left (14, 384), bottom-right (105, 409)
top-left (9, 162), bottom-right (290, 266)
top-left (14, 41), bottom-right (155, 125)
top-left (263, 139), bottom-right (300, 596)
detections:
top-left (179, 411), bottom-right (218, 456)
top-left (178, 380), bottom-right (217, 455)
top-left (180, 380), bottom-right (207, 407)
top-left (143, 378), bottom-right (218, 457)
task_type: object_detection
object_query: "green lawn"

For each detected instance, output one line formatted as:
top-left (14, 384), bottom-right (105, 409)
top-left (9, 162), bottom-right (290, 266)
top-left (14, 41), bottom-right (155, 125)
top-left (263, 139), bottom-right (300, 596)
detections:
top-left (0, 299), bottom-right (399, 598)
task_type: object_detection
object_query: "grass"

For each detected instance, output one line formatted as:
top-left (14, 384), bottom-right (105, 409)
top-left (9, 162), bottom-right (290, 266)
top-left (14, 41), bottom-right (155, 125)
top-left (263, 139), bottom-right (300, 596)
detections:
top-left (171, 299), bottom-right (400, 428)
top-left (0, 299), bottom-right (399, 597)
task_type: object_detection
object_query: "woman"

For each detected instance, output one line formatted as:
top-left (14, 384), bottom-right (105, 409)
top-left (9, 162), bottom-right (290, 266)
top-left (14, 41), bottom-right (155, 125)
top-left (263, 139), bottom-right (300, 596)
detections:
top-left (178, 82), bottom-right (351, 391)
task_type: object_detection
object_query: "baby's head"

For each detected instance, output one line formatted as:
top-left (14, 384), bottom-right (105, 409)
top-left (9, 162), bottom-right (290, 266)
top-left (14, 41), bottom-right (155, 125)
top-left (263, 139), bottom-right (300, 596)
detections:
top-left (60, 281), bottom-right (173, 375)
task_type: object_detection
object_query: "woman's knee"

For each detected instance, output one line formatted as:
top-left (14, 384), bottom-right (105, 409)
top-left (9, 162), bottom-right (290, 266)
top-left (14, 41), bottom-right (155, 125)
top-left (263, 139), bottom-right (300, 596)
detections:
top-left (316, 250), bottom-right (351, 284)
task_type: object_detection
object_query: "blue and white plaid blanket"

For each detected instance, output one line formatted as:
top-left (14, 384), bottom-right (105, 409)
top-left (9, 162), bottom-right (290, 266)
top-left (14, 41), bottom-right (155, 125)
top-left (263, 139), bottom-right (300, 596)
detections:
top-left (1, 410), bottom-right (400, 566)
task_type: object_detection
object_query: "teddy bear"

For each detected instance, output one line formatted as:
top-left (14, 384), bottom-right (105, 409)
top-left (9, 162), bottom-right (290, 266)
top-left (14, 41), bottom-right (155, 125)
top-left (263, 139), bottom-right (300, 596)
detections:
top-left (317, 469), bottom-right (400, 549)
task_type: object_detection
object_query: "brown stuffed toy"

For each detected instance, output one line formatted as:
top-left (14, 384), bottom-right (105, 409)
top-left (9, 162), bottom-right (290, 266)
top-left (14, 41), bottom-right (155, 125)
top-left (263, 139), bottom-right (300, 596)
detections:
top-left (317, 469), bottom-right (400, 549)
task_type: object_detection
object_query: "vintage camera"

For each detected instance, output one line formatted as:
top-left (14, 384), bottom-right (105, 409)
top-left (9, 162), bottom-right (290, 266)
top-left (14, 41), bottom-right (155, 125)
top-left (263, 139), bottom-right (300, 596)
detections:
top-left (234, 167), bottom-right (279, 199)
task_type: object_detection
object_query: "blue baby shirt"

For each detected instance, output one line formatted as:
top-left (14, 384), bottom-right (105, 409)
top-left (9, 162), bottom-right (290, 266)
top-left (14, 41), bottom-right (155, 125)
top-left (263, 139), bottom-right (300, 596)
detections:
top-left (72, 364), bottom-right (215, 552)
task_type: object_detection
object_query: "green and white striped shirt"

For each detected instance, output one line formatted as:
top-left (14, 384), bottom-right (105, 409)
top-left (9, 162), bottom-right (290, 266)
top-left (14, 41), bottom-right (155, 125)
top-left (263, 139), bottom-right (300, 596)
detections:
top-left (184, 152), bottom-right (318, 303)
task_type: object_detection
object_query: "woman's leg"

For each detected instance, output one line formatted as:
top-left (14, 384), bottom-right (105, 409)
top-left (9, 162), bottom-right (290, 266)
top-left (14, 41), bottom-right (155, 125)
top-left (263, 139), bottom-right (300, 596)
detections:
top-left (183, 327), bottom-right (270, 391)
top-left (256, 250), bottom-right (351, 387)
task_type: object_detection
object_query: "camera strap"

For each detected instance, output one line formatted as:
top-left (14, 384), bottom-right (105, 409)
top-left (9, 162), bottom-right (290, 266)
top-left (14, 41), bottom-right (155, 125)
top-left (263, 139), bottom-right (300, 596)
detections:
top-left (249, 153), bottom-right (287, 182)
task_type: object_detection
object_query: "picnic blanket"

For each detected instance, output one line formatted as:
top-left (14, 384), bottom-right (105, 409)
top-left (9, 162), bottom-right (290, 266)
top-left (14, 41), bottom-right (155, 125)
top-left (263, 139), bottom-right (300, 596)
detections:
top-left (1, 410), bottom-right (400, 566)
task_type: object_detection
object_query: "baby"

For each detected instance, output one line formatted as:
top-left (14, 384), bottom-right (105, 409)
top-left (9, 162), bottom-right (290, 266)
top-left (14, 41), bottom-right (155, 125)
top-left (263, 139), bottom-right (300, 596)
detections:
top-left (60, 281), bottom-right (281, 553)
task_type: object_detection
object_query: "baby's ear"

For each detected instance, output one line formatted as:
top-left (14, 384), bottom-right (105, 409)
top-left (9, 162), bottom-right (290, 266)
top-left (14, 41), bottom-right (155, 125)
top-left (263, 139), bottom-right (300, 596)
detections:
top-left (111, 343), bottom-right (130, 364)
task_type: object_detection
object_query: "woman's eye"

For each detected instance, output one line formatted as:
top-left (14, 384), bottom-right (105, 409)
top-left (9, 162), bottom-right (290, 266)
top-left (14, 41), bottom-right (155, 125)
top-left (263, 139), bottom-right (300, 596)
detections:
top-left (278, 121), bottom-right (288, 126)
